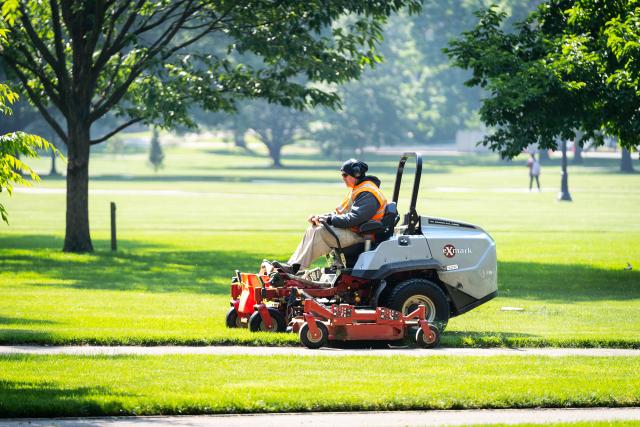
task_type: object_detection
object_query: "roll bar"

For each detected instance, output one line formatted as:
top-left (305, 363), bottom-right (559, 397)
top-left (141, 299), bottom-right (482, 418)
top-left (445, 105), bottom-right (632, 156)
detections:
top-left (392, 152), bottom-right (422, 235)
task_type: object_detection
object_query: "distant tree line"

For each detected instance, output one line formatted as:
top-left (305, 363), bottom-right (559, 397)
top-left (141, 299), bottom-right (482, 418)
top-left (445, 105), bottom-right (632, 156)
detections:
top-left (206, 0), bottom-right (540, 166)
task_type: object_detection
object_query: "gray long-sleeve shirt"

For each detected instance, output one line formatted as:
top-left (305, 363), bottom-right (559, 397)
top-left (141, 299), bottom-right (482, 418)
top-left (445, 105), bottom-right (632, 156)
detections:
top-left (329, 191), bottom-right (380, 229)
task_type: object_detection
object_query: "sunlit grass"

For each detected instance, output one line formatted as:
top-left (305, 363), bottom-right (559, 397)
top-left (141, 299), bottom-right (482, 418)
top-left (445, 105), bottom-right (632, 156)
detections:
top-left (0, 354), bottom-right (638, 417)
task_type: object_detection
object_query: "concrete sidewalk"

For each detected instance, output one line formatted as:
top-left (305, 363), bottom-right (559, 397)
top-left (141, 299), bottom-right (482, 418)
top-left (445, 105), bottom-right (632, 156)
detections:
top-left (3, 408), bottom-right (640, 426)
top-left (1, 345), bottom-right (638, 357)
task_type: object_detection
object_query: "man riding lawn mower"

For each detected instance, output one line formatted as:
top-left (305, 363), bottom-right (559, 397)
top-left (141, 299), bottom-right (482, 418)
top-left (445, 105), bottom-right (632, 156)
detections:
top-left (226, 153), bottom-right (498, 348)
top-left (274, 157), bottom-right (387, 275)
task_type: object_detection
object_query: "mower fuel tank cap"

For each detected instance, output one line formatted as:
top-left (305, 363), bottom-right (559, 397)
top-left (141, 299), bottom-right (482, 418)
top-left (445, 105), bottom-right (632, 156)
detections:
top-left (398, 236), bottom-right (410, 246)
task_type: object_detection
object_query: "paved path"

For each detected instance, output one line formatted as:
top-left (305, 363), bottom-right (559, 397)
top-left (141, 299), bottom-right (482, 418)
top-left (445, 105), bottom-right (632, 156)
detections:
top-left (1, 345), bottom-right (639, 357)
top-left (3, 408), bottom-right (640, 426)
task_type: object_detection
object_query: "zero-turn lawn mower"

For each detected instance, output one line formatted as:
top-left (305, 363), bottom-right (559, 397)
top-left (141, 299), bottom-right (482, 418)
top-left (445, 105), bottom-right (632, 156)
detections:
top-left (226, 152), bottom-right (497, 346)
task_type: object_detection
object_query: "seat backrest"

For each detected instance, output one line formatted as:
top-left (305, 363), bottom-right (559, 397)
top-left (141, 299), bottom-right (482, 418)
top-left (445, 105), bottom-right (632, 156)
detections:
top-left (375, 202), bottom-right (399, 243)
top-left (338, 202), bottom-right (400, 268)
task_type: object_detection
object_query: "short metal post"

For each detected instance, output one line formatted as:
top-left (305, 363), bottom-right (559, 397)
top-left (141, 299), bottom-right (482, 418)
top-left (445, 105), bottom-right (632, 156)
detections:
top-left (558, 140), bottom-right (572, 201)
top-left (110, 202), bottom-right (117, 251)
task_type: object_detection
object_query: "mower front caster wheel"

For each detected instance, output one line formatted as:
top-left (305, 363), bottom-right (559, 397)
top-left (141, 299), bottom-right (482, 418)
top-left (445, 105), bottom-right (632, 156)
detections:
top-left (415, 324), bottom-right (440, 349)
top-left (225, 308), bottom-right (243, 328)
top-left (248, 308), bottom-right (287, 332)
top-left (299, 321), bottom-right (329, 349)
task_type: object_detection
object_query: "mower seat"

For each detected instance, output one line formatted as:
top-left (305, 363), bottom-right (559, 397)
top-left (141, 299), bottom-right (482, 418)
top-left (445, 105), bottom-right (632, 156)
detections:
top-left (341, 202), bottom-right (400, 268)
top-left (358, 202), bottom-right (400, 244)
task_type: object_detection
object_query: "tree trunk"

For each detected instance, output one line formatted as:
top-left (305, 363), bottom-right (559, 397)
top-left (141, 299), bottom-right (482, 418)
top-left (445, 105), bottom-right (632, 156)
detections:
top-left (49, 134), bottom-right (61, 176)
top-left (232, 114), bottom-right (251, 151)
top-left (538, 148), bottom-right (550, 163)
top-left (572, 131), bottom-right (584, 164)
top-left (573, 142), bottom-right (583, 164)
top-left (267, 143), bottom-right (283, 168)
top-left (620, 147), bottom-right (635, 173)
top-left (558, 140), bottom-right (572, 201)
top-left (49, 149), bottom-right (60, 176)
top-left (233, 128), bottom-right (247, 149)
top-left (63, 123), bottom-right (93, 252)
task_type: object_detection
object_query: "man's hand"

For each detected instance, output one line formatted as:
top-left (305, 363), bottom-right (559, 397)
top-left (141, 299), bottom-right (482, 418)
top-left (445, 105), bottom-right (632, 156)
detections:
top-left (307, 214), bottom-right (327, 226)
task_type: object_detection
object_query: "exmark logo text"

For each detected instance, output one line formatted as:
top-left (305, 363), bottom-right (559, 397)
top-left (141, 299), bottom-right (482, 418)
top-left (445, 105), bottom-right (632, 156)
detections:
top-left (443, 244), bottom-right (472, 258)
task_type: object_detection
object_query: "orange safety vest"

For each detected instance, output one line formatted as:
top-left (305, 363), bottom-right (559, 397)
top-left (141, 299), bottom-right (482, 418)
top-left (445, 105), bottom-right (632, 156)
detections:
top-left (336, 180), bottom-right (387, 233)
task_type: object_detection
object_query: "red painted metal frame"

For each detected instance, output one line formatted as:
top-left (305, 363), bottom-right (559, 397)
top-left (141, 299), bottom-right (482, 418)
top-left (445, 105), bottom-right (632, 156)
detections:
top-left (299, 299), bottom-right (433, 342)
top-left (229, 271), bottom-right (438, 344)
top-left (230, 283), bottom-right (241, 299)
top-left (255, 303), bottom-right (274, 330)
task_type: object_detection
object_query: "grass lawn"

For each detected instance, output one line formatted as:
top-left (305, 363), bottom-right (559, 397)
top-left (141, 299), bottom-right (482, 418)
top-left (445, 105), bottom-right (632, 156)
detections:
top-left (0, 354), bottom-right (638, 417)
top-left (0, 142), bottom-right (638, 347)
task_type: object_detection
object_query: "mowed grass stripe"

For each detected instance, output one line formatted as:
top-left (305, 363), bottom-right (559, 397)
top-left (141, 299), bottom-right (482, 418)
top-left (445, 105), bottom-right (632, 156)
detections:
top-left (0, 355), bottom-right (638, 417)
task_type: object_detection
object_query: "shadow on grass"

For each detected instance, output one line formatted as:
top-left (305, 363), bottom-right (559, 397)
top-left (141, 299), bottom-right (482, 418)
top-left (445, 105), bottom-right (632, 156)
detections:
top-left (204, 148), bottom-right (625, 172)
top-left (442, 331), bottom-right (537, 348)
top-left (0, 379), bottom-right (126, 417)
top-left (441, 330), bottom-right (640, 348)
top-left (0, 234), bottom-right (170, 252)
top-left (0, 317), bottom-right (57, 326)
top-left (44, 150), bottom-right (628, 185)
top-left (0, 235), bottom-right (264, 295)
top-left (499, 261), bottom-right (640, 302)
top-left (0, 329), bottom-right (59, 344)
top-left (2, 234), bottom-right (638, 301)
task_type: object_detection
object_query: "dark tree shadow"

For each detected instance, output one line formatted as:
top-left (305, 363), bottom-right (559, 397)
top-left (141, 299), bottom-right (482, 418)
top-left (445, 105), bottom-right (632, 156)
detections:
top-left (40, 151), bottom-right (626, 186)
top-left (0, 317), bottom-right (57, 326)
top-left (0, 235), bottom-right (265, 294)
top-left (0, 378), bottom-right (128, 418)
top-left (498, 261), bottom-right (640, 302)
top-left (0, 329), bottom-right (58, 344)
top-left (2, 234), bottom-right (637, 300)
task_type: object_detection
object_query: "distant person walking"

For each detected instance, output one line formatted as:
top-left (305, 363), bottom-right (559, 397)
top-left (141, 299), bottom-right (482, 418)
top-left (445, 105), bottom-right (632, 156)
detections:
top-left (527, 154), bottom-right (541, 191)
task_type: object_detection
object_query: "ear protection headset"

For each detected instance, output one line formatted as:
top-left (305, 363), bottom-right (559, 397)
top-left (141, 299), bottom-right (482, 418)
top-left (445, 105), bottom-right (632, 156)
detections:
top-left (341, 159), bottom-right (369, 178)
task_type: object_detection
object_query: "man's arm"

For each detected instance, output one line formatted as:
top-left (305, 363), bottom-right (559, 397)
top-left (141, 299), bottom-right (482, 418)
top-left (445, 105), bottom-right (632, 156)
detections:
top-left (327, 192), bottom-right (380, 229)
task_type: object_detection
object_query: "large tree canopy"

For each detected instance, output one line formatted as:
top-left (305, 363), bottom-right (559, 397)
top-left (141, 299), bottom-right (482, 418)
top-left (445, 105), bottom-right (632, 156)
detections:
top-left (445, 0), bottom-right (640, 158)
top-left (0, 0), bottom-right (420, 252)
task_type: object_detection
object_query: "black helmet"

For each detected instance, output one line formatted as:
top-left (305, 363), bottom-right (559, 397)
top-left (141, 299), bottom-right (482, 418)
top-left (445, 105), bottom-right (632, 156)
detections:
top-left (341, 159), bottom-right (368, 178)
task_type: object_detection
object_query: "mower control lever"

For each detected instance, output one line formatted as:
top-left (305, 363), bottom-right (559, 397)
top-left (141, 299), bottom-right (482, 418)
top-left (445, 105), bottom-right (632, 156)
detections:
top-left (257, 275), bottom-right (267, 299)
top-left (318, 218), bottom-right (347, 269)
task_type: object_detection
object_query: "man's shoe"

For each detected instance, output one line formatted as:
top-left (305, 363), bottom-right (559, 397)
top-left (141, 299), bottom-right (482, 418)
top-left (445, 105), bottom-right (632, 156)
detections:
top-left (271, 261), bottom-right (300, 275)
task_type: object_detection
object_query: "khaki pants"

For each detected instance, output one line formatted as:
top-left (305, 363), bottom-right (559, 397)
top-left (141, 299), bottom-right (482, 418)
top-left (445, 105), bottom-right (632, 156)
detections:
top-left (288, 225), bottom-right (364, 270)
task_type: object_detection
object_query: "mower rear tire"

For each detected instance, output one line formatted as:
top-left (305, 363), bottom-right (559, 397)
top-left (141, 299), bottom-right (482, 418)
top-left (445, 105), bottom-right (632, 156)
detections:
top-left (299, 321), bottom-right (329, 349)
top-left (248, 308), bottom-right (287, 332)
top-left (225, 307), bottom-right (243, 328)
top-left (415, 324), bottom-right (440, 349)
top-left (384, 278), bottom-right (449, 329)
